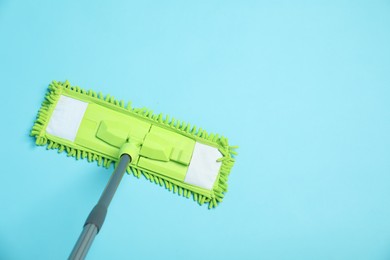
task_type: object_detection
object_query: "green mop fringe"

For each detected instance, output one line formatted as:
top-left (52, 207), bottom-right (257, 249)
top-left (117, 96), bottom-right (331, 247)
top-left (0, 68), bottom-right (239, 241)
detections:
top-left (30, 80), bottom-right (237, 208)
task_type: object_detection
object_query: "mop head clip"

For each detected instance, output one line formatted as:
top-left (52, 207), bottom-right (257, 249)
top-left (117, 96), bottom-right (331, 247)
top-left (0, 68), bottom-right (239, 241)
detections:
top-left (31, 81), bottom-right (237, 208)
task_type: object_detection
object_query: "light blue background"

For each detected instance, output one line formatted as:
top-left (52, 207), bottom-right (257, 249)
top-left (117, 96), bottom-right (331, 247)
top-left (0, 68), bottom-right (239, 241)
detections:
top-left (1, 1), bottom-right (390, 259)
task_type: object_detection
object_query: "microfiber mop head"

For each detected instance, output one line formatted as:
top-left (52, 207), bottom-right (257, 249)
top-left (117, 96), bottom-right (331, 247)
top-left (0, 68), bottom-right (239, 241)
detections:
top-left (31, 81), bottom-right (237, 208)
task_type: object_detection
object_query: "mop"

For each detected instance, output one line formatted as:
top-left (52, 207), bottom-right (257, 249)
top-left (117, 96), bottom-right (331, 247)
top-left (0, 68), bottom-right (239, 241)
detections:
top-left (30, 81), bottom-right (237, 259)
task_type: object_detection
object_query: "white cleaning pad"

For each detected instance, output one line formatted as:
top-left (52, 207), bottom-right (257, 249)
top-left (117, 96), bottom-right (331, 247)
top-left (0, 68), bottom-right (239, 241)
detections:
top-left (46, 95), bottom-right (88, 142)
top-left (184, 142), bottom-right (222, 190)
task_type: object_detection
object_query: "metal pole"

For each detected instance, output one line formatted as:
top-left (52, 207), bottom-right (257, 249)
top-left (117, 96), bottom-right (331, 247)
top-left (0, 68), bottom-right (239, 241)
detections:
top-left (69, 154), bottom-right (131, 260)
top-left (68, 224), bottom-right (98, 260)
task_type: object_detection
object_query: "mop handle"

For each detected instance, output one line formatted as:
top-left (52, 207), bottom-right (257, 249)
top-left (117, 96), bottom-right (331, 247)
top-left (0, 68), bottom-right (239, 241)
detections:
top-left (69, 154), bottom-right (131, 260)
